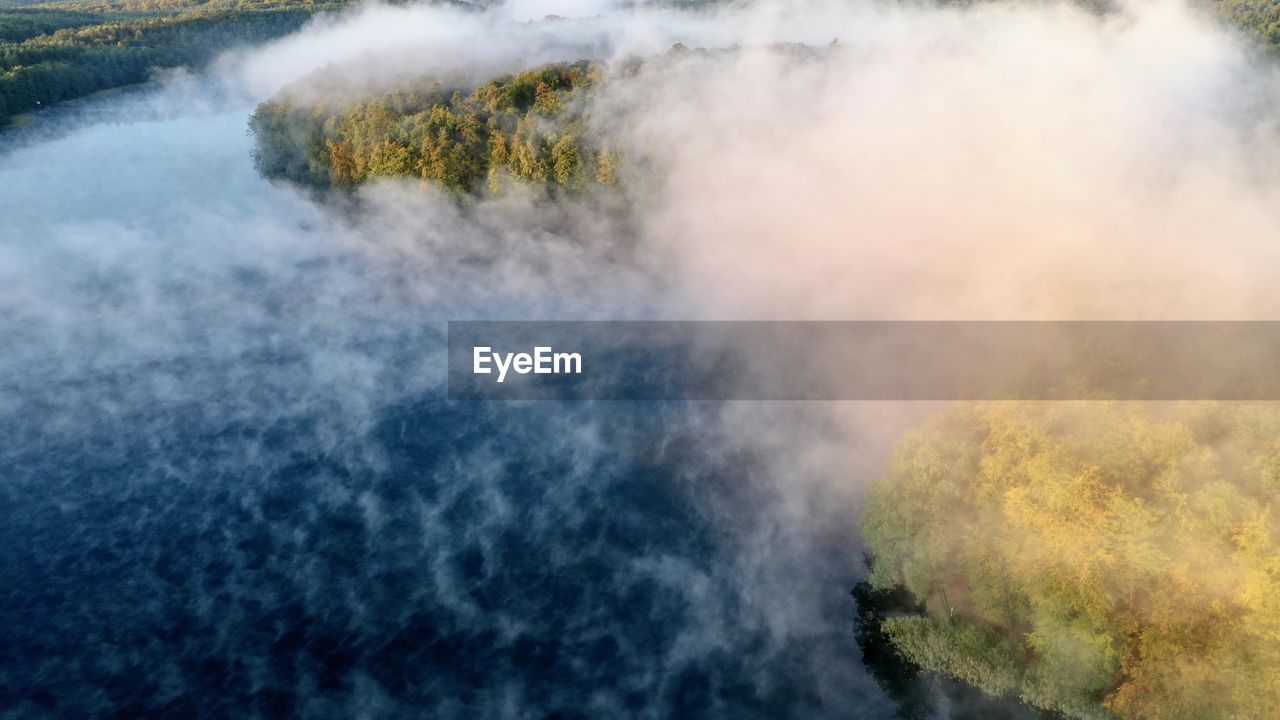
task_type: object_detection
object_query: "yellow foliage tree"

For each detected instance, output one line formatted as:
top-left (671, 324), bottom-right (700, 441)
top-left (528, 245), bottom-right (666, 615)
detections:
top-left (863, 402), bottom-right (1280, 719)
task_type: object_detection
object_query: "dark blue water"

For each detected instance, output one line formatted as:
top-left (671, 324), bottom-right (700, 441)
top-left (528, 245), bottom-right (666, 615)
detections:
top-left (0, 82), bottom-right (1050, 720)
top-left (0, 89), bottom-right (878, 718)
top-left (0, 392), bottom-right (870, 718)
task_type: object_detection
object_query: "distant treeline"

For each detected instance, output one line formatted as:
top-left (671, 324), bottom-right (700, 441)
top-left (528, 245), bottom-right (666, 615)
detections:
top-left (5, 0), bottom-right (1278, 128)
top-left (0, 0), bottom-right (349, 125)
top-left (249, 60), bottom-right (623, 196)
top-left (862, 402), bottom-right (1280, 720)
top-left (0, 7), bottom-right (103, 42)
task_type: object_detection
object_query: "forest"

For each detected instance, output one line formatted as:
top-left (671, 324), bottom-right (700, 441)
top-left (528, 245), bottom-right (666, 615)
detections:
top-left (5, 0), bottom-right (1277, 131)
top-left (1217, 0), bottom-right (1280, 48)
top-left (0, 0), bottom-right (357, 125)
top-left (249, 60), bottom-right (623, 195)
top-left (861, 402), bottom-right (1280, 719)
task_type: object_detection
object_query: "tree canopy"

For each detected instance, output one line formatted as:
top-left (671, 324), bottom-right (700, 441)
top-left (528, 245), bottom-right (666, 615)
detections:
top-left (249, 60), bottom-right (623, 197)
top-left (0, 0), bottom-right (352, 125)
top-left (862, 402), bottom-right (1280, 720)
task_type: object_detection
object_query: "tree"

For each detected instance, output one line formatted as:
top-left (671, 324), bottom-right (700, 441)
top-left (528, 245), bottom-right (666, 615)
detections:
top-left (862, 402), bottom-right (1280, 719)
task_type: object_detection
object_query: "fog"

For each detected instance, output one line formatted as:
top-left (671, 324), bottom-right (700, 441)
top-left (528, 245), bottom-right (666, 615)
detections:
top-left (2, 0), bottom-right (1278, 717)
top-left (606, 1), bottom-right (1280, 319)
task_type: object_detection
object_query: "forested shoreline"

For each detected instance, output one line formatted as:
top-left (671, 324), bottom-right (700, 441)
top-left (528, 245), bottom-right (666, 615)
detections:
top-left (861, 403), bottom-right (1280, 719)
top-left (5, 0), bottom-right (1277, 130)
top-left (248, 60), bottom-right (623, 196)
top-left (246, 44), bottom-right (837, 197)
top-left (0, 0), bottom-right (353, 125)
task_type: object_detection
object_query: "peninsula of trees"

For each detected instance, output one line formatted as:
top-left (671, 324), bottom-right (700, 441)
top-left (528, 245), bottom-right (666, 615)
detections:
top-left (249, 60), bottom-right (622, 195)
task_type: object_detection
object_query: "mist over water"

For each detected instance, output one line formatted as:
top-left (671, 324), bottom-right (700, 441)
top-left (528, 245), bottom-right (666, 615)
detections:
top-left (0, 70), bottom-right (893, 719)
top-left (5, 0), bottom-right (1280, 716)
